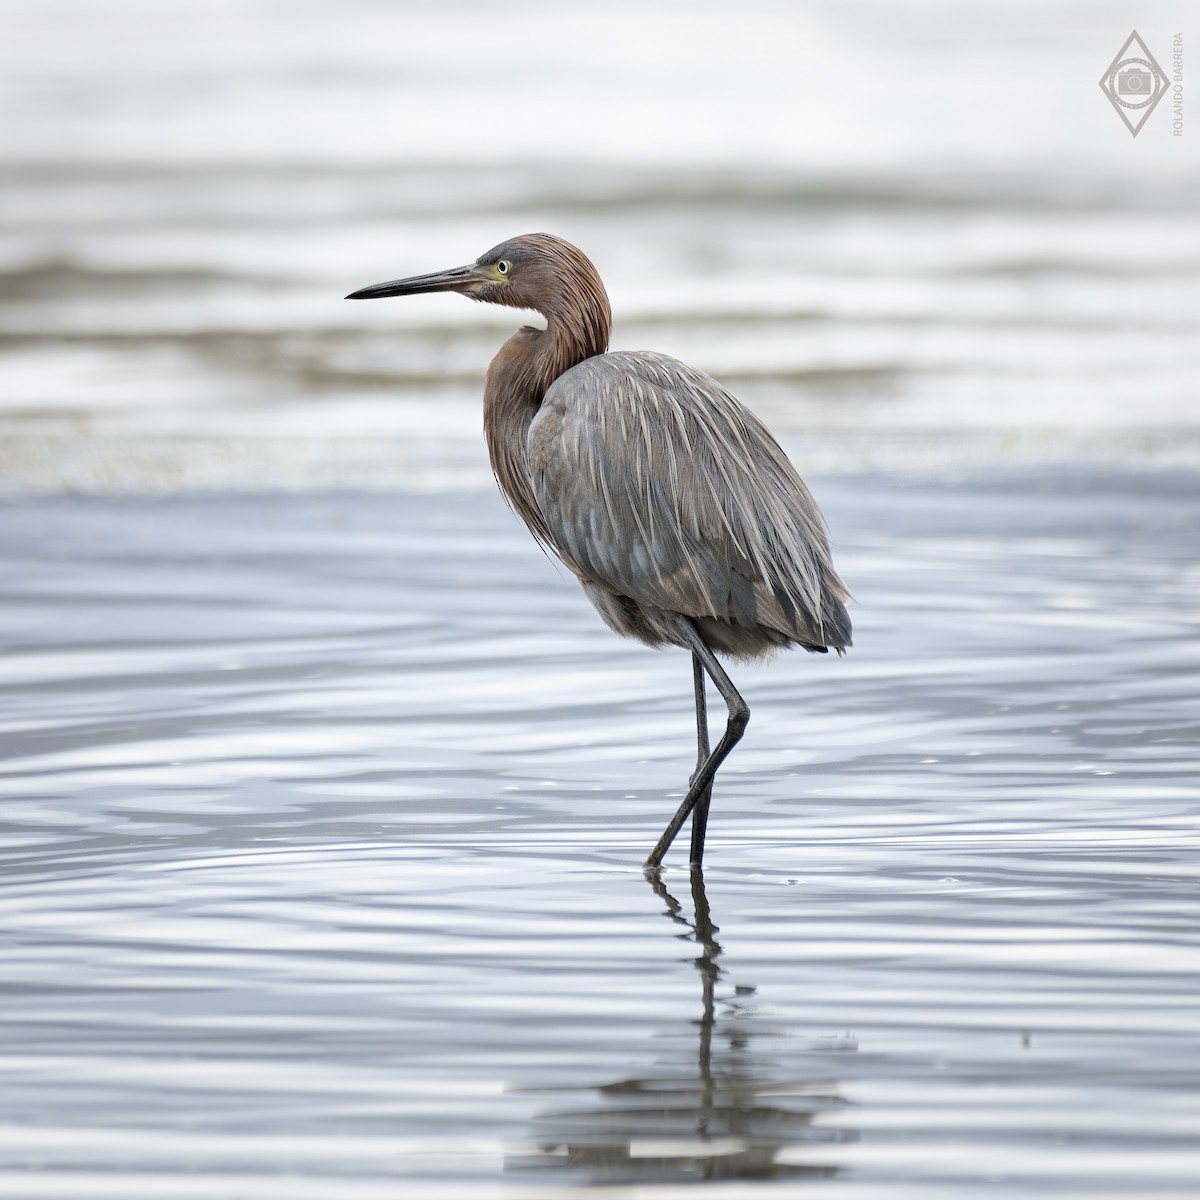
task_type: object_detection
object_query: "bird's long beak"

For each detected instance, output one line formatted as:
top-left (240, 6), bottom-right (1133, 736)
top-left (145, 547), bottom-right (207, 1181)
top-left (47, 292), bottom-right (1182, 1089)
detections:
top-left (345, 263), bottom-right (484, 300)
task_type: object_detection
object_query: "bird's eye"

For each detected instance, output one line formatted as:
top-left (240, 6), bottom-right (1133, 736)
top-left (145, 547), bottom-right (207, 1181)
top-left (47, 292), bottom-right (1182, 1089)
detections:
top-left (496, 260), bottom-right (510, 275)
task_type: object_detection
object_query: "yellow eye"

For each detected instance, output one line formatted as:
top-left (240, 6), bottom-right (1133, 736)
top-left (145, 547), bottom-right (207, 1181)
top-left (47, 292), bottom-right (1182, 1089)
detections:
top-left (496, 260), bottom-right (510, 275)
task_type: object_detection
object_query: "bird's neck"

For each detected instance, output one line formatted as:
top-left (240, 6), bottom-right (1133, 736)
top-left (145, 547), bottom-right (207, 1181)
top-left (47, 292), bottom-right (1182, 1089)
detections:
top-left (483, 315), bottom-right (608, 542)
top-left (486, 312), bottom-right (608, 410)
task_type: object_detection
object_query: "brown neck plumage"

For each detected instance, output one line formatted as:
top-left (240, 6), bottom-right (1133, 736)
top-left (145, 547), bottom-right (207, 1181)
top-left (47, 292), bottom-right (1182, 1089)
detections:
top-left (483, 282), bottom-right (611, 546)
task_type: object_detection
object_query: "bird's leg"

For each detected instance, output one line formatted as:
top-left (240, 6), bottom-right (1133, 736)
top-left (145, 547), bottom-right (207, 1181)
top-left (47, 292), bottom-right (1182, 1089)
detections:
top-left (688, 651), bottom-right (714, 865)
top-left (689, 651), bottom-right (711, 785)
top-left (644, 620), bottom-right (750, 871)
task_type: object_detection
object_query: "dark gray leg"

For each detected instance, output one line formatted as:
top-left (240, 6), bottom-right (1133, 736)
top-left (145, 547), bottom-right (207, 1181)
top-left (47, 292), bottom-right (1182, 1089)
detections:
top-left (644, 619), bottom-right (750, 870)
top-left (688, 652), bottom-right (713, 866)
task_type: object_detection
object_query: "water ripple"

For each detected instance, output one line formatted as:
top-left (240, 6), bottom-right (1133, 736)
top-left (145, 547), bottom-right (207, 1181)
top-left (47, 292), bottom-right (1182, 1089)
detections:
top-left (1, 474), bottom-right (1198, 1194)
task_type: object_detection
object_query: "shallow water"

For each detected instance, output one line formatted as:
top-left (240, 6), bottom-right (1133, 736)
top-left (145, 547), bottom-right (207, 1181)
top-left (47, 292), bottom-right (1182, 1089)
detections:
top-left (2, 471), bottom-right (1198, 1197)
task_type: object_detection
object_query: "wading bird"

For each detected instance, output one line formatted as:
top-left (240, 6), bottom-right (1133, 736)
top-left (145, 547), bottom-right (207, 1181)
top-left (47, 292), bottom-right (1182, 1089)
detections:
top-left (347, 234), bottom-right (850, 869)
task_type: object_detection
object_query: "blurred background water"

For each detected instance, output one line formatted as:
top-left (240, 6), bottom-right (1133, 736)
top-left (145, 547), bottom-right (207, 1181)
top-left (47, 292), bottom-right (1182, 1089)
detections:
top-left (1, 1), bottom-right (1199, 1197)
top-left (2, 0), bottom-right (1198, 490)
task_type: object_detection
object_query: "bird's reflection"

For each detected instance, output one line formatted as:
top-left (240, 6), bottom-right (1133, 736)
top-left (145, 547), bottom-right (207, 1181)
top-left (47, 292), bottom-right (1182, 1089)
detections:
top-left (507, 871), bottom-right (856, 1186)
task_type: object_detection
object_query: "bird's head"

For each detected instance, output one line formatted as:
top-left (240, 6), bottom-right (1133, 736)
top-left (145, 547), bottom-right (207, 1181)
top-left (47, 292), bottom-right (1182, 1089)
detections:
top-left (346, 233), bottom-right (611, 337)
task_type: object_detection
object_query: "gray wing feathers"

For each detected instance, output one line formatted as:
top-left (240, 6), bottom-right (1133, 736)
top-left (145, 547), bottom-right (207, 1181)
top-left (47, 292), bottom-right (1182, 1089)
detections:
top-left (529, 351), bottom-right (850, 648)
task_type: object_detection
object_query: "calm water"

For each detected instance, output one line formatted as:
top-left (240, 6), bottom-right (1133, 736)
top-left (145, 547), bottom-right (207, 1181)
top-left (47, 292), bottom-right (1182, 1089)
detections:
top-left (2, 1), bottom-right (1200, 1195)
top-left (2, 474), bottom-right (1198, 1197)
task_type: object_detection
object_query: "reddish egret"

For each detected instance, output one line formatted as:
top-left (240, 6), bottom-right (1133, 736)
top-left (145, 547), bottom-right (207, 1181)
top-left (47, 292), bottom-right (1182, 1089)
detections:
top-left (347, 234), bottom-right (851, 869)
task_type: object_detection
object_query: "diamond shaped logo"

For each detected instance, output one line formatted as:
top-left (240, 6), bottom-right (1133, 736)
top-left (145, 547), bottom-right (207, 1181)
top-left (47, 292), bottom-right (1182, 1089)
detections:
top-left (1099, 30), bottom-right (1170, 136)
